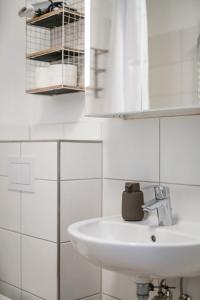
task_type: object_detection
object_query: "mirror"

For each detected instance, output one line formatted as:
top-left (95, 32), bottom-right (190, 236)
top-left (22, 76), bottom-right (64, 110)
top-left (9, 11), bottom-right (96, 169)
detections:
top-left (85, 0), bottom-right (148, 116)
top-left (86, 0), bottom-right (200, 117)
top-left (147, 0), bottom-right (200, 111)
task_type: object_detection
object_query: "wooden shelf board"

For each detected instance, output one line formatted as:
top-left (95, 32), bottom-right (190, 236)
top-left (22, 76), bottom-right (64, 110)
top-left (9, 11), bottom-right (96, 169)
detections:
top-left (27, 7), bottom-right (84, 28)
top-left (26, 85), bottom-right (85, 96)
top-left (27, 47), bottom-right (84, 62)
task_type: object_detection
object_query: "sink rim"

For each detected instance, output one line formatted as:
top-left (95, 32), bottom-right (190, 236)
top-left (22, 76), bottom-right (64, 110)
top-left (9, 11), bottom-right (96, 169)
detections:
top-left (68, 216), bottom-right (200, 248)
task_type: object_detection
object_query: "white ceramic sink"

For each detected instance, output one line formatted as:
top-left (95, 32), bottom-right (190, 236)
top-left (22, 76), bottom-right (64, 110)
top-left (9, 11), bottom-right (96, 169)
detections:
top-left (68, 216), bottom-right (200, 279)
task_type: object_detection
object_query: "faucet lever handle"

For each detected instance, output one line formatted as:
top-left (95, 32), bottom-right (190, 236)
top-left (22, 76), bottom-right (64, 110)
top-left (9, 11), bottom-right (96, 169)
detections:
top-left (154, 185), bottom-right (170, 200)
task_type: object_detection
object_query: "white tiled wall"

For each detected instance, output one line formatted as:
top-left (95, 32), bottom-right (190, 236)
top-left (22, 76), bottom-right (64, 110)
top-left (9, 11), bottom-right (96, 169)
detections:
top-left (21, 180), bottom-right (58, 242)
top-left (0, 229), bottom-right (21, 287)
top-left (61, 142), bottom-right (102, 180)
top-left (60, 243), bottom-right (101, 300)
top-left (103, 119), bottom-right (159, 182)
top-left (148, 1), bottom-right (200, 109)
top-left (0, 281), bottom-right (21, 300)
top-left (60, 141), bottom-right (102, 300)
top-left (22, 236), bottom-right (57, 300)
top-left (0, 140), bottom-right (102, 300)
top-left (61, 179), bottom-right (102, 242)
top-left (102, 115), bottom-right (200, 300)
top-left (21, 142), bottom-right (58, 180)
top-left (0, 143), bottom-right (20, 176)
top-left (0, 177), bottom-right (20, 232)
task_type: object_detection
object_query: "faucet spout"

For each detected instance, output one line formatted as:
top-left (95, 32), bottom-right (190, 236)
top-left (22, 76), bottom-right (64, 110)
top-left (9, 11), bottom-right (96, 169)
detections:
top-left (143, 185), bottom-right (173, 226)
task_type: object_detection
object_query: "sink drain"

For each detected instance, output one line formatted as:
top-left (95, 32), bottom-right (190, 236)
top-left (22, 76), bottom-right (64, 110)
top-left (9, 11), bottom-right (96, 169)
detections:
top-left (151, 235), bottom-right (156, 242)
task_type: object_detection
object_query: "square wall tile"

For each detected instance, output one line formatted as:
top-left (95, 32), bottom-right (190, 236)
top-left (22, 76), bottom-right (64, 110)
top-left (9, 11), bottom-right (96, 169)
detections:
top-left (0, 281), bottom-right (21, 300)
top-left (160, 116), bottom-right (200, 185)
top-left (181, 25), bottom-right (199, 61)
top-left (102, 270), bottom-right (136, 300)
top-left (22, 236), bottom-right (57, 300)
top-left (150, 94), bottom-right (183, 110)
top-left (21, 180), bottom-right (57, 242)
top-left (60, 243), bottom-right (101, 300)
top-left (61, 180), bottom-right (101, 242)
top-left (0, 177), bottom-right (20, 232)
top-left (149, 63), bottom-right (181, 97)
top-left (0, 143), bottom-right (20, 176)
top-left (181, 60), bottom-right (196, 94)
top-left (61, 142), bottom-right (102, 180)
top-left (103, 119), bottom-right (159, 182)
top-left (162, 184), bottom-right (200, 224)
top-left (149, 31), bottom-right (181, 67)
top-left (103, 180), bottom-right (125, 217)
top-left (21, 142), bottom-right (58, 180)
top-left (0, 230), bottom-right (20, 287)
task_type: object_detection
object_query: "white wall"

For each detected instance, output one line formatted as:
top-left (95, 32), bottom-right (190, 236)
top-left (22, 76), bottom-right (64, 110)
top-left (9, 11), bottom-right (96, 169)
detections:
top-left (0, 0), bottom-right (88, 126)
top-left (102, 115), bottom-right (200, 300)
top-left (148, 0), bottom-right (200, 109)
top-left (0, 0), bottom-right (102, 141)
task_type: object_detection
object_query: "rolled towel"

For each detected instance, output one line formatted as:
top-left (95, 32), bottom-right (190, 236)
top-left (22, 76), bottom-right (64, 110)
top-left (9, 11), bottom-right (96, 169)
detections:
top-left (18, 5), bottom-right (35, 18)
top-left (35, 67), bottom-right (50, 88)
top-left (49, 64), bottom-right (77, 87)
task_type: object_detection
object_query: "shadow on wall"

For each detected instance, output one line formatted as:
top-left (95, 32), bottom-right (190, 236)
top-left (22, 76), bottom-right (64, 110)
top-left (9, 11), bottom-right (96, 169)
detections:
top-left (28, 92), bottom-right (86, 125)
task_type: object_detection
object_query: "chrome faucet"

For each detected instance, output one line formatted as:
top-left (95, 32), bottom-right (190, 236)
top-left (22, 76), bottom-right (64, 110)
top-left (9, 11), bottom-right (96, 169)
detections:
top-left (142, 185), bottom-right (173, 226)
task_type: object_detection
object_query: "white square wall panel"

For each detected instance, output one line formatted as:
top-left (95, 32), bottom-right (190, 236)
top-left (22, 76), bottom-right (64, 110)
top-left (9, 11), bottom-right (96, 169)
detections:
top-left (22, 236), bottom-right (57, 300)
top-left (8, 157), bottom-right (34, 193)
top-left (160, 116), bottom-right (200, 185)
top-left (21, 180), bottom-right (57, 242)
top-left (0, 281), bottom-right (21, 300)
top-left (0, 230), bottom-right (20, 287)
top-left (0, 177), bottom-right (20, 232)
top-left (21, 142), bottom-right (58, 180)
top-left (103, 119), bottom-right (159, 182)
top-left (0, 143), bottom-right (20, 176)
top-left (164, 184), bottom-right (200, 224)
top-left (61, 142), bottom-right (102, 180)
top-left (102, 269), bottom-right (136, 300)
top-left (60, 243), bottom-right (101, 300)
top-left (61, 179), bottom-right (101, 242)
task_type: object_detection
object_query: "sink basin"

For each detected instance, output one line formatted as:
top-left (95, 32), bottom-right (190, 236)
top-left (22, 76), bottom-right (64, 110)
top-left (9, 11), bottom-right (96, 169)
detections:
top-left (68, 216), bottom-right (200, 279)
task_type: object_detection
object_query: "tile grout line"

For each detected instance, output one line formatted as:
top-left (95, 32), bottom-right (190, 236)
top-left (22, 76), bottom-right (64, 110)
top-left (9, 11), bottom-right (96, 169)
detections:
top-left (20, 142), bottom-right (22, 300)
top-left (159, 118), bottom-right (161, 185)
top-left (57, 141), bottom-right (61, 300)
top-left (100, 142), bottom-right (103, 296)
top-left (77, 292), bottom-right (101, 300)
top-left (0, 226), bottom-right (57, 244)
top-left (0, 278), bottom-right (46, 300)
top-left (103, 178), bottom-right (200, 188)
top-left (102, 292), bottom-right (122, 300)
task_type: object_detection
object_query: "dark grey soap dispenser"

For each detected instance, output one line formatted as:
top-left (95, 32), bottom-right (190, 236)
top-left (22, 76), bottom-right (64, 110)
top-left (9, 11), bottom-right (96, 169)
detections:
top-left (122, 182), bottom-right (144, 221)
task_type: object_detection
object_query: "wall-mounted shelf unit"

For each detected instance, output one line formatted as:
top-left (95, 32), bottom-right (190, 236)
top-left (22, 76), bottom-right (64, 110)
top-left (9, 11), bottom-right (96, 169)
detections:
top-left (27, 47), bottom-right (84, 62)
top-left (27, 7), bottom-right (84, 28)
top-left (26, 85), bottom-right (84, 95)
top-left (26, 0), bottom-right (85, 96)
